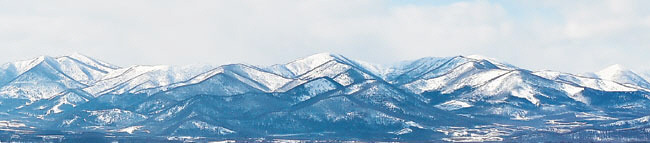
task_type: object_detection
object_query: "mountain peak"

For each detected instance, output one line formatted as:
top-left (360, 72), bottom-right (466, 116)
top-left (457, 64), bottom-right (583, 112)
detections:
top-left (462, 54), bottom-right (518, 70)
top-left (302, 52), bottom-right (344, 61)
top-left (6, 55), bottom-right (51, 74)
top-left (283, 53), bottom-right (347, 76)
top-left (598, 64), bottom-right (627, 73)
top-left (596, 64), bottom-right (631, 80)
top-left (465, 54), bottom-right (491, 60)
top-left (595, 64), bottom-right (650, 88)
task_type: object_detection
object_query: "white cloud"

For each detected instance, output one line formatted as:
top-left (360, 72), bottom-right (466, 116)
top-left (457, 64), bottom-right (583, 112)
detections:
top-left (1, 0), bottom-right (649, 73)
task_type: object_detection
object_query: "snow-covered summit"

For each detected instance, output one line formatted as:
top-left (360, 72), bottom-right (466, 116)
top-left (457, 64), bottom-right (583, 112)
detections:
top-left (266, 53), bottom-right (385, 79)
top-left (533, 70), bottom-right (640, 92)
top-left (594, 64), bottom-right (650, 89)
top-left (63, 53), bottom-right (120, 71)
top-left (465, 54), bottom-right (518, 70)
top-left (0, 53), bottom-right (119, 84)
top-left (283, 53), bottom-right (346, 76)
top-left (0, 54), bottom-right (121, 101)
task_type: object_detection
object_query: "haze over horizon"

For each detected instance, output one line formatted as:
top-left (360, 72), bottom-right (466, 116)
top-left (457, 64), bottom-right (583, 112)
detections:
top-left (2, 0), bottom-right (650, 73)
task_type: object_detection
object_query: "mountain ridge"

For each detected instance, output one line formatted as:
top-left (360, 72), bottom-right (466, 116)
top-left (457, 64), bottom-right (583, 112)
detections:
top-left (0, 53), bottom-right (649, 142)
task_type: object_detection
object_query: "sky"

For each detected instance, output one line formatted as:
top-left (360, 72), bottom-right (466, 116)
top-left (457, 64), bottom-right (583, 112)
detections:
top-left (1, 0), bottom-right (650, 73)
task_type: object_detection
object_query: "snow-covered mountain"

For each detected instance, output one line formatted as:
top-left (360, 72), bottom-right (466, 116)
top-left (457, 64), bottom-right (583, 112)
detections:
top-left (593, 64), bottom-right (650, 89)
top-left (83, 64), bottom-right (216, 96)
top-left (0, 54), bottom-right (118, 102)
top-left (0, 53), bottom-right (649, 142)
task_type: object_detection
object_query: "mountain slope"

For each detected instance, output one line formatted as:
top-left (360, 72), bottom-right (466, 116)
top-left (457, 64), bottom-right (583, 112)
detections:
top-left (642, 71), bottom-right (650, 82)
top-left (82, 65), bottom-right (215, 96)
top-left (533, 70), bottom-right (642, 92)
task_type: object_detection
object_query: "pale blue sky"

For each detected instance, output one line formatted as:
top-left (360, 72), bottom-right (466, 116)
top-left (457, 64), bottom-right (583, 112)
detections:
top-left (1, 0), bottom-right (650, 73)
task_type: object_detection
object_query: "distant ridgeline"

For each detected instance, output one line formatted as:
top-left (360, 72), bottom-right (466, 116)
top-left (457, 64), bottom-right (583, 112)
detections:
top-left (0, 53), bottom-right (650, 142)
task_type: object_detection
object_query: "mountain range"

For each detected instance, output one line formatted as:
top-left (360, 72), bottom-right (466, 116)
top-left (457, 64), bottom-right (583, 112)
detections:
top-left (0, 53), bottom-right (649, 142)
